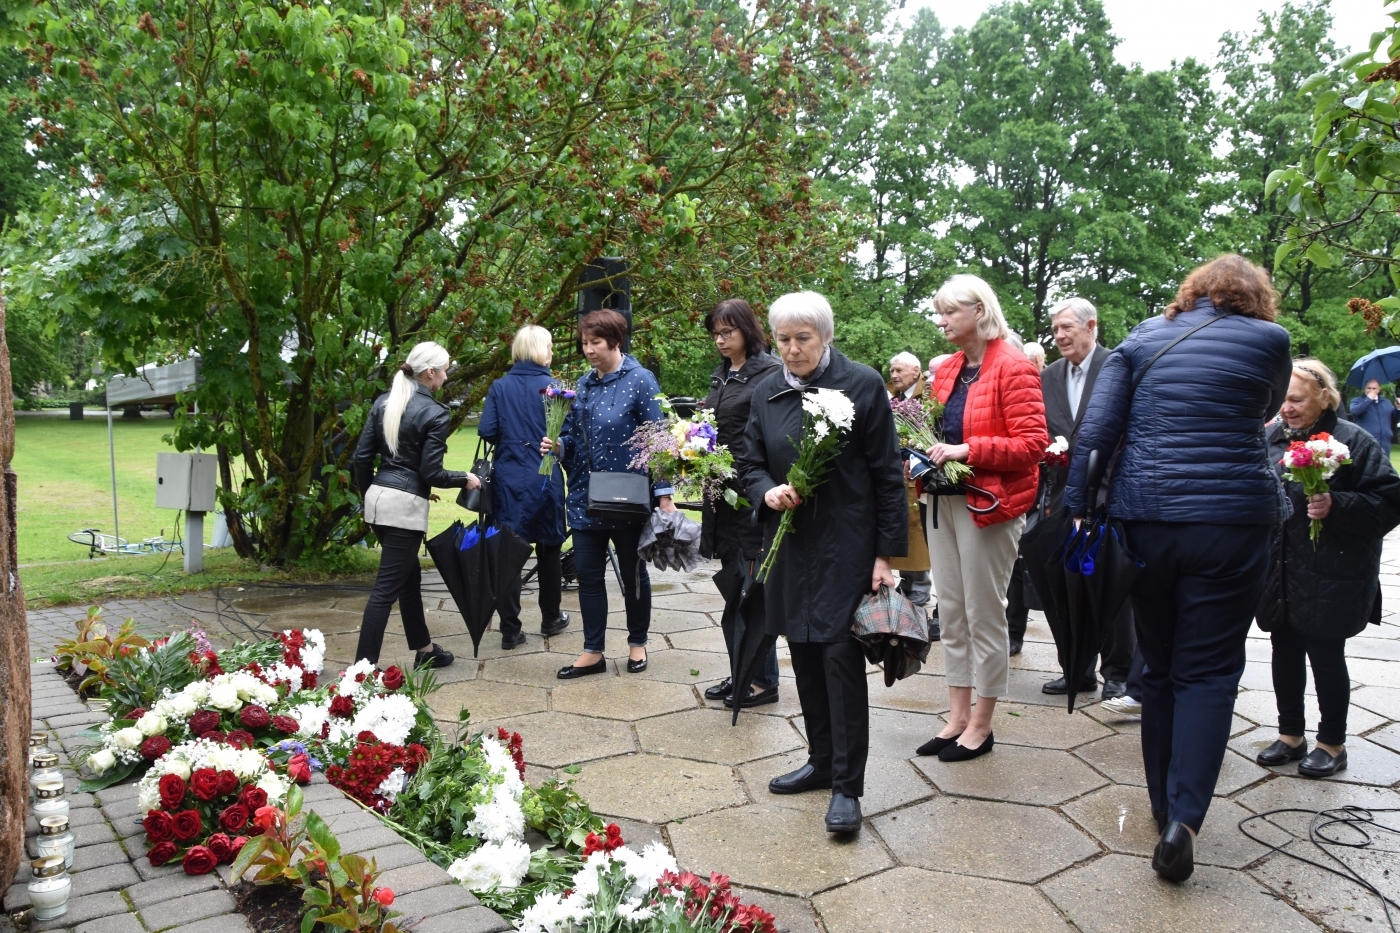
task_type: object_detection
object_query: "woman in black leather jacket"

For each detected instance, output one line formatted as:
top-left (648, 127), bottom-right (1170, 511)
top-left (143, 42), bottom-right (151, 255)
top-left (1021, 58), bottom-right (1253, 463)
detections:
top-left (352, 341), bottom-right (479, 668)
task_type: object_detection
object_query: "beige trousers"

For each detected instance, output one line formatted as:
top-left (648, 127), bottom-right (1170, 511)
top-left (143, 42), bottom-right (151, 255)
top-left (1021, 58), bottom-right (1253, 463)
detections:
top-left (926, 496), bottom-right (1024, 698)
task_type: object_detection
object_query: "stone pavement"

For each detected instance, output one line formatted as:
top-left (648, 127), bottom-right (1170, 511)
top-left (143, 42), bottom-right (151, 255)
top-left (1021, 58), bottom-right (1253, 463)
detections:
top-left (14, 536), bottom-right (1400, 932)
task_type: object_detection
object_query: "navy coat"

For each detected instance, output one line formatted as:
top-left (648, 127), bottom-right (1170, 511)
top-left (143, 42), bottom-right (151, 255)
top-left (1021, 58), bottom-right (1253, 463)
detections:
top-left (1348, 394), bottom-right (1395, 449)
top-left (478, 361), bottom-right (567, 545)
top-left (1066, 299), bottom-right (1292, 524)
top-left (557, 355), bottom-right (674, 531)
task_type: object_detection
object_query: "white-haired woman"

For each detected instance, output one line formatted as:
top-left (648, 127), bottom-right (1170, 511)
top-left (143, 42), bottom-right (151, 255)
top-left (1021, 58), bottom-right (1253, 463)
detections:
top-left (918, 274), bottom-right (1048, 762)
top-left (352, 341), bottom-right (480, 669)
top-left (479, 325), bottom-right (570, 650)
top-left (737, 290), bottom-right (907, 835)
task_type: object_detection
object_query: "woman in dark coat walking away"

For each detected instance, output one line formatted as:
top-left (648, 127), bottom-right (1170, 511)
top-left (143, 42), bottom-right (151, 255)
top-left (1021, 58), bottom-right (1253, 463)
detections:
top-left (352, 341), bottom-right (479, 669)
top-left (478, 325), bottom-right (571, 650)
top-left (1256, 358), bottom-right (1400, 777)
top-left (699, 299), bottom-right (781, 709)
top-left (738, 290), bottom-right (907, 836)
top-left (1067, 254), bottom-right (1292, 883)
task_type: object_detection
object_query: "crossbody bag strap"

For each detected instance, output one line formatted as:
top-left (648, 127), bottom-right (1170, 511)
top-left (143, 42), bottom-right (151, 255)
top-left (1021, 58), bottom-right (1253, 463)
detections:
top-left (1128, 310), bottom-right (1232, 398)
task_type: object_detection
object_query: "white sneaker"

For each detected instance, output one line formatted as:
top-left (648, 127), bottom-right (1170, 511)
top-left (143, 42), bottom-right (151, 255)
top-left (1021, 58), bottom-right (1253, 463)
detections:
top-left (1100, 695), bottom-right (1143, 717)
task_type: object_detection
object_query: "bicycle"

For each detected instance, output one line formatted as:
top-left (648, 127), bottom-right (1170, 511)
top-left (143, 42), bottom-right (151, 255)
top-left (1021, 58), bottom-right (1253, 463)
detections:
top-left (68, 528), bottom-right (182, 559)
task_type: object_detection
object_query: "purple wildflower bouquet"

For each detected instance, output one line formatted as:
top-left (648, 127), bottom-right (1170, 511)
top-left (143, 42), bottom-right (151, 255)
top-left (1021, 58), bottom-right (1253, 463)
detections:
top-left (890, 396), bottom-right (973, 484)
top-left (628, 396), bottom-right (744, 505)
top-left (539, 383), bottom-right (576, 475)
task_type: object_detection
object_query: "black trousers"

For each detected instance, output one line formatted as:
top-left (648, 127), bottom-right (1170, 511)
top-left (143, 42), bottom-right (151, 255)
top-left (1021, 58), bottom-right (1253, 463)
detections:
top-left (1127, 521), bottom-right (1272, 833)
top-left (356, 525), bottom-right (432, 665)
top-left (497, 542), bottom-right (564, 639)
top-left (1271, 626), bottom-right (1350, 746)
top-left (1006, 557), bottom-right (1029, 643)
top-left (790, 638), bottom-right (869, 797)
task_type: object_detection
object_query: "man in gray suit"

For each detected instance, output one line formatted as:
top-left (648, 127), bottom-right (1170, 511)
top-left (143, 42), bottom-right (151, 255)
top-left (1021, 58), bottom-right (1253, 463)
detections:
top-left (1018, 297), bottom-right (1134, 700)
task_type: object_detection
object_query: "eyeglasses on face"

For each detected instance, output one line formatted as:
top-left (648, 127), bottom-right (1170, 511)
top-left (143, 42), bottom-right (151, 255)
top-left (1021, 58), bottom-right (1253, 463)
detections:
top-left (712, 328), bottom-right (738, 342)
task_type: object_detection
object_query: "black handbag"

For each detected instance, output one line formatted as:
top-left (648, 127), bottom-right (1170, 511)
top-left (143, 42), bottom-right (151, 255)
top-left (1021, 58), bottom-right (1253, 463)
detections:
top-left (579, 385), bottom-right (652, 520)
top-left (457, 437), bottom-right (495, 514)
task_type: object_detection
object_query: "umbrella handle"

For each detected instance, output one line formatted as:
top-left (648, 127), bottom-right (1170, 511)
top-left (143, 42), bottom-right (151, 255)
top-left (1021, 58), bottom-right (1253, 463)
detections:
top-left (1083, 449), bottom-right (1105, 515)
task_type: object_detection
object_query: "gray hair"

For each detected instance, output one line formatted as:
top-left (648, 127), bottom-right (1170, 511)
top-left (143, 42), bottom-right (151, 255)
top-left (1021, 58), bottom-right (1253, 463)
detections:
top-left (889, 351), bottom-right (921, 371)
top-left (769, 291), bottom-right (834, 344)
top-left (1050, 297), bottom-right (1097, 327)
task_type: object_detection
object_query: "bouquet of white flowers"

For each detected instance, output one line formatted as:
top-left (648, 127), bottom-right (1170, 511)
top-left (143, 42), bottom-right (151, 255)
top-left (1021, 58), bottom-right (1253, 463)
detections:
top-left (756, 388), bottom-right (856, 583)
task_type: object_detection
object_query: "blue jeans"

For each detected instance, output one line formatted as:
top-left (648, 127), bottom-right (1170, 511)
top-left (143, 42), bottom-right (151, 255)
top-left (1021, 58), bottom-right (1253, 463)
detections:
top-left (1125, 521), bottom-right (1271, 833)
top-left (573, 527), bottom-right (651, 654)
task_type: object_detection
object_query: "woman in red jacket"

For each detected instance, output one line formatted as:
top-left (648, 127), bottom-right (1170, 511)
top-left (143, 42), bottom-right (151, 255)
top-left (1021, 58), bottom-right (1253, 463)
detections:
top-left (917, 275), bottom-right (1048, 762)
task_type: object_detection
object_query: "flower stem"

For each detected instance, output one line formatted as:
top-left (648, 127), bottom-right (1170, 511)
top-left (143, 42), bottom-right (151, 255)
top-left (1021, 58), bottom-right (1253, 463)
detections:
top-left (755, 510), bottom-right (793, 583)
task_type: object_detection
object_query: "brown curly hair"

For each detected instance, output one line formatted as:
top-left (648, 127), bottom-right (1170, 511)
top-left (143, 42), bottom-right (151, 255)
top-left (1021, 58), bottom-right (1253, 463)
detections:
top-left (1165, 254), bottom-right (1278, 322)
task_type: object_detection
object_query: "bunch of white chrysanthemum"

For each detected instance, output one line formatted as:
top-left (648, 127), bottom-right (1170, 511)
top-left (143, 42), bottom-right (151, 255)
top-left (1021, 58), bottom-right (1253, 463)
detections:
top-left (515, 843), bottom-right (679, 933)
top-left (349, 694), bottom-right (420, 747)
top-left (446, 839), bottom-right (533, 893)
top-left (446, 736), bottom-right (531, 891)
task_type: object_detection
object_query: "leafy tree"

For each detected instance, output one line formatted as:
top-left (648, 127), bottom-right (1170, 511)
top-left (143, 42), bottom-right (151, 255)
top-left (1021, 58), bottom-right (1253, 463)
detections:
top-left (4, 0), bottom-right (873, 563)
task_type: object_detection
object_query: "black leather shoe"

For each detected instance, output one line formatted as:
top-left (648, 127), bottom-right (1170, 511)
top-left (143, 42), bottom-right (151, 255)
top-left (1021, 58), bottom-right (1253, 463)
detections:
top-left (725, 685), bottom-right (779, 708)
top-left (626, 652), bottom-right (648, 674)
top-left (1100, 681), bottom-right (1128, 701)
top-left (1298, 746), bottom-right (1347, 778)
top-left (557, 657), bottom-right (608, 679)
top-left (541, 611), bottom-right (570, 637)
top-left (915, 732), bottom-right (963, 756)
top-left (938, 731), bottom-right (994, 762)
top-left (1152, 821), bottom-right (1195, 882)
top-left (704, 678), bottom-right (733, 701)
top-left (769, 763), bottom-right (832, 795)
top-left (413, 643), bottom-right (455, 669)
top-left (928, 617), bottom-right (941, 642)
top-left (501, 631), bottom-right (528, 650)
top-left (1256, 738), bottom-right (1308, 767)
top-left (1008, 639), bottom-right (1023, 657)
top-left (1042, 674), bottom-right (1097, 696)
top-left (825, 793), bottom-right (862, 833)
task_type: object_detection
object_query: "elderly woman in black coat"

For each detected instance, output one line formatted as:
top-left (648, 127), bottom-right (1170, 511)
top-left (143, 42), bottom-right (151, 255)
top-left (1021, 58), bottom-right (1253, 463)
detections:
top-left (699, 299), bottom-right (782, 709)
top-left (1257, 358), bottom-right (1400, 777)
top-left (738, 290), bottom-right (906, 836)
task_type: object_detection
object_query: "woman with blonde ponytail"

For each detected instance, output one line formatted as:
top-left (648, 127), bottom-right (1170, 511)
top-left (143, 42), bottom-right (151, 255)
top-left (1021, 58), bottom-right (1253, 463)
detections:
top-left (352, 341), bottom-right (480, 669)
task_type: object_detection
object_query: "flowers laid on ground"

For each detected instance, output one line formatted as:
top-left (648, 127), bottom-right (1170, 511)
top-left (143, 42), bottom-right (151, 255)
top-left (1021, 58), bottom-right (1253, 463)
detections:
top-left (1280, 431), bottom-right (1353, 546)
top-left (629, 396), bottom-right (744, 506)
top-left (890, 395), bottom-right (975, 485)
top-left (1043, 435), bottom-right (1070, 468)
top-left (540, 383), bottom-right (578, 476)
top-left (756, 388), bottom-right (856, 582)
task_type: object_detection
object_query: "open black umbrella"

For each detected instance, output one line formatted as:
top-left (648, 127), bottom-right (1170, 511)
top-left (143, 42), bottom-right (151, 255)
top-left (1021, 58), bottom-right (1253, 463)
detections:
top-left (426, 519), bottom-right (533, 658)
top-left (426, 520), bottom-right (471, 640)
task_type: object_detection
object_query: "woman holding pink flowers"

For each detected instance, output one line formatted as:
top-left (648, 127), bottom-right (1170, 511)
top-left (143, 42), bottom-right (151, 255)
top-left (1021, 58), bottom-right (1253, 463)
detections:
top-left (1257, 358), bottom-right (1400, 778)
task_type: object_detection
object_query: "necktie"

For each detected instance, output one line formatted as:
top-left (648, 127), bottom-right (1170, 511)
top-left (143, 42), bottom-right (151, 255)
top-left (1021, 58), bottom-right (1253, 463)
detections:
top-left (1068, 364), bottom-right (1085, 419)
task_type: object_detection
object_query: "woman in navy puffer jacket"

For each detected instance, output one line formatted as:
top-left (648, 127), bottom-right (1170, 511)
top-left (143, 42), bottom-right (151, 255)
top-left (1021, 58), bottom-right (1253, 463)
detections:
top-left (1066, 254), bottom-right (1291, 884)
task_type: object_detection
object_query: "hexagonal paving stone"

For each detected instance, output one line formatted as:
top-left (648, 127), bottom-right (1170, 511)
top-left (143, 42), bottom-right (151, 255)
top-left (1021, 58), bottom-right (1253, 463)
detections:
top-left (1231, 728), bottom-right (1400, 787)
top-left (1076, 735), bottom-right (1267, 795)
top-left (986, 702), bottom-right (1113, 750)
top-left (813, 866), bottom-right (1071, 933)
top-left (1001, 668), bottom-right (1097, 709)
top-left (1366, 721), bottom-right (1400, 754)
top-left (873, 797), bottom-right (1098, 883)
top-left (568, 753), bottom-right (746, 823)
top-left (482, 652), bottom-right (619, 688)
top-left (488, 711), bottom-right (636, 768)
top-left (914, 743), bottom-right (1106, 806)
top-left (552, 678), bottom-right (698, 721)
top-left (865, 671), bottom-right (949, 714)
top-left (428, 680), bottom-right (548, 723)
top-left (867, 707), bottom-right (946, 760)
top-left (262, 607), bottom-right (364, 635)
top-left (1251, 846), bottom-right (1400, 933)
top-left (435, 630), bottom-right (550, 661)
top-left (664, 626), bottom-right (729, 653)
top-left (627, 648), bottom-right (733, 685)
top-left (1350, 685), bottom-right (1400, 721)
top-left (645, 609), bottom-right (721, 634)
top-left (1008, 640), bottom-right (1064, 673)
top-left (669, 803), bottom-right (892, 897)
top-left (1345, 656), bottom-right (1400, 687)
top-left (652, 592), bottom-right (728, 613)
top-left (739, 752), bottom-right (935, 818)
top-left (635, 709), bottom-right (804, 765)
top-left (1232, 689), bottom-right (1387, 734)
top-left (1045, 855), bottom-right (1320, 933)
top-left (1061, 785), bottom-right (1289, 869)
top-left (1235, 776), bottom-right (1400, 841)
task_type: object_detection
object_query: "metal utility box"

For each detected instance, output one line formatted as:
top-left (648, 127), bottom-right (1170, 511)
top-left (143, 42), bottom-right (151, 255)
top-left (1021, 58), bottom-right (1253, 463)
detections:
top-left (155, 453), bottom-right (218, 512)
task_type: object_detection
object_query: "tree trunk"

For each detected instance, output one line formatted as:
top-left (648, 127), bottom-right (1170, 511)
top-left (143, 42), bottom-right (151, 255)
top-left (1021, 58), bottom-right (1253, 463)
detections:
top-left (0, 281), bottom-right (31, 891)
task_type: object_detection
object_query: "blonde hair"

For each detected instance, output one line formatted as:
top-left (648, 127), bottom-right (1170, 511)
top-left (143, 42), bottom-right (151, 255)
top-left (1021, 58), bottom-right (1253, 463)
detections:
top-left (1291, 357), bottom-right (1342, 411)
top-left (511, 325), bottom-right (553, 366)
top-left (384, 341), bottom-right (450, 456)
top-left (932, 274), bottom-right (1011, 341)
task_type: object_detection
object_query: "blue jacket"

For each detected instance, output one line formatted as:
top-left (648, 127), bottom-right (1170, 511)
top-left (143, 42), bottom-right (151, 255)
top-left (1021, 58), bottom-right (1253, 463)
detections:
top-left (1066, 299), bottom-right (1292, 524)
top-left (1348, 394), bottom-right (1395, 450)
top-left (477, 361), bottom-right (567, 545)
top-left (557, 355), bottom-right (674, 530)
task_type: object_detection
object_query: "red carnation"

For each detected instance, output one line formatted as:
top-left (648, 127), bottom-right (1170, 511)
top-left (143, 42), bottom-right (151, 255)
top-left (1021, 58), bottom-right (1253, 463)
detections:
top-left (329, 695), bottom-right (354, 718)
top-left (404, 744), bottom-right (429, 774)
top-left (239, 786), bottom-right (268, 811)
top-left (207, 833), bottom-right (234, 864)
top-left (272, 715), bottom-right (299, 734)
top-left (288, 753), bottom-right (312, 784)
top-left (320, 721), bottom-right (331, 739)
top-left (302, 671), bottom-right (317, 690)
top-left (239, 705), bottom-right (271, 729)
top-left (381, 666), bottom-right (405, 691)
top-left (142, 810), bottom-right (174, 842)
top-left (140, 735), bottom-right (172, 761)
top-left (130, 708), bottom-right (147, 719)
top-left (158, 773), bottom-right (187, 810)
top-left (188, 711), bottom-right (221, 737)
top-left (182, 845), bottom-right (216, 875)
top-left (147, 841), bottom-right (178, 867)
top-left (218, 803), bottom-right (249, 833)
top-left (226, 730), bottom-right (255, 749)
top-left (190, 768), bottom-right (220, 801)
top-left (171, 809), bottom-right (203, 841)
top-left (203, 731), bottom-right (228, 745)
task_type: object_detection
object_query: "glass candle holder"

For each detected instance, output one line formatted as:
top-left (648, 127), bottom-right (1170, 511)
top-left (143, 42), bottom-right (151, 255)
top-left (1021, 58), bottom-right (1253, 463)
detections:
top-left (27, 856), bottom-right (70, 920)
top-left (28, 733), bottom-right (50, 767)
top-left (30, 753), bottom-right (60, 802)
top-left (32, 782), bottom-right (69, 823)
top-left (35, 816), bottom-right (75, 870)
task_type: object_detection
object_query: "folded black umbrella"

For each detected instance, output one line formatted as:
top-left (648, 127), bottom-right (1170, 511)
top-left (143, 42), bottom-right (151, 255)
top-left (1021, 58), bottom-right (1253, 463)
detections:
top-left (426, 520), bottom-right (471, 640)
top-left (638, 508), bottom-right (703, 574)
top-left (1019, 507), bottom-right (1075, 677)
top-left (728, 561), bottom-right (777, 726)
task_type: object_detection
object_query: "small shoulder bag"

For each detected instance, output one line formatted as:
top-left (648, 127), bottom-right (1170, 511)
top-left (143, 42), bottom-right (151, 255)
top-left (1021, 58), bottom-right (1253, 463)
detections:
top-left (456, 436), bottom-right (495, 514)
top-left (580, 384), bottom-right (652, 520)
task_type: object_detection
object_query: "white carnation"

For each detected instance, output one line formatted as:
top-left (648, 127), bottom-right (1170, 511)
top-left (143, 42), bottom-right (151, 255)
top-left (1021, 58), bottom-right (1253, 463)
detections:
top-left (291, 701), bottom-right (329, 739)
top-left (299, 630), bottom-right (326, 674)
top-left (446, 839), bottom-right (531, 892)
top-left (464, 790), bottom-right (525, 844)
top-left (615, 842), bottom-right (678, 898)
top-left (804, 388), bottom-right (856, 431)
top-left (516, 891), bottom-right (586, 933)
top-left (336, 660), bottom-right (377, 698)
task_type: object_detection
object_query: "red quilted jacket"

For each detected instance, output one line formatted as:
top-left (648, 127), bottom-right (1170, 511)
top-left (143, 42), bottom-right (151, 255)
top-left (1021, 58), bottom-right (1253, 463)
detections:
top-left (932, 338), bottom-right (1049, 527)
